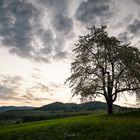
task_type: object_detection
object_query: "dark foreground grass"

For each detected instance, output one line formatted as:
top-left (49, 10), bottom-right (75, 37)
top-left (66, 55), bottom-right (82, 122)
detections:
top-left (0, 112), bottom-right (140, 140)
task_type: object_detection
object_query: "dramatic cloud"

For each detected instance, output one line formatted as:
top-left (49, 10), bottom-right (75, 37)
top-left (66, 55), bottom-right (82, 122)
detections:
top-left (0, 0), bottom-right (140, 107)
top-left (0, 0), bottom-right (139, 64)
top-left (40, 0), bottom-right (68, 14)
top-left (119, 19), bottom-right (140, 43)
top-left (38, 0), bottom-right (74, 37)
top-left (75, 0), bottom-right (113, 25)
top-left (0, 0), bottom-right (74, 62)
top-left (51, 15), bottom-right (73, 36)
top-left (134, 0), bottom-right (140, 5)
top-left (119, 32), bottom-right (131, 43)
top-left (34, 0), bottom-right (74, 62)
top-left (127, 20), bottom-right (140, 36)
top-left (0, 0), bottom-right (38, 57)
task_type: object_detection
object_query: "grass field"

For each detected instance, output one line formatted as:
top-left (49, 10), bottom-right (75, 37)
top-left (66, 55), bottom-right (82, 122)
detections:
top-left (0, 112), bottom-right (140, 140)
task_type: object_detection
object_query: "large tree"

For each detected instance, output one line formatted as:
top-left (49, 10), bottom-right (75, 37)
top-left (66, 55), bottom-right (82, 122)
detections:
top-left (66, 25), bottom-right (140, 115)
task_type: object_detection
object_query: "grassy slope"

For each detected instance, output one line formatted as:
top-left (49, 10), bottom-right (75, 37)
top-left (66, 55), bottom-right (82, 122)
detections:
top-left (0, 110), bottom-right (92, 124)
top-left (0, 112), bottom-right (140, 140)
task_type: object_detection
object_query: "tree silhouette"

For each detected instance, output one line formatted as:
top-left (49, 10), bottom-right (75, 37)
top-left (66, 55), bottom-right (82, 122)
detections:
top-left (66, 25), bottom-right (140, 115)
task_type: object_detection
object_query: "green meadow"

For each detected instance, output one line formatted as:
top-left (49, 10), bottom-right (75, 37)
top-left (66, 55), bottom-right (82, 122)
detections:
top-left (0, 112), bottom-right (140, 140)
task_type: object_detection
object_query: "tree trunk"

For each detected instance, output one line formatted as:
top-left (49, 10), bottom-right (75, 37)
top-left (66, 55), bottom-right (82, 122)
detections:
top-left (107, 101), bottom-right (113, 115)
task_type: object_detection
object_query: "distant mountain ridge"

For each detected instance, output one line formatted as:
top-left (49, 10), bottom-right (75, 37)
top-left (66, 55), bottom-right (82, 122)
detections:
top-left (0, 101), bottom-right (137, 113)
top-left (0, 106), bottom-right (35, 112)
top-left (37, 101), bottom-right (120, 112)
top-left (0, 101), bottom-right (139, 124)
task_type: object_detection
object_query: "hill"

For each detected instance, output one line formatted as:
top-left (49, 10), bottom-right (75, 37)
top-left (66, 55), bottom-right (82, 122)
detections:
top-left (0, 110), bottom-right (89, 124)
top-left (0, 106), bottom-right (35, 112)
top-left (0, 112), bottom-right (139, 140)
top-left (37, 102), bottom-right (78, 112)
top-left (37, 101), bottom-right (120, 112)
top-left (0, 101), bottom-right (137, 113)
top-left (0, 101), bottom-right (139, 124)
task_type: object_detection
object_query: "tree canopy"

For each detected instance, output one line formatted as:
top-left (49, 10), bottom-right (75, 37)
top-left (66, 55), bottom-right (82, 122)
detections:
top-left (66, 25), bottom-right (140, 114)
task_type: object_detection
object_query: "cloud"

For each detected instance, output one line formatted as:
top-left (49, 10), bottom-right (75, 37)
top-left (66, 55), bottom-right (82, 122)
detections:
top-left (22, 93), bottom-right (50, 101)
top-left (0, 75), bottom-right (23, 100)
top-left (0, 74), bottom-right (58, 103)
top-left (0, 0), bottom-right (139, 63)
top-left (0, 85), bottom-right (17, 100)
top-left (75, 0), bottom-right (113, 25)
top-left (29, 83), bottom-right (51, 93)
top-left (0, 0), bottom-right (39, 58)
top-left (118, 32), bottom-right (131, 43)
top-left (53, 51), bottom-right (69, 60)
top-left (0, 0), bottom-right (74, 62)
top-left (134, 0), bottom-right (140, 5)
top-left (118, 19), bottom-right (140, 42)
top-left (114, 14), bottom-right (134, 29)
top-left (21, 82), bottom-right (62, 103)
top-left (35, 0), bottom-right (74, 61)
top-left (38, 0), bottom-right (74, 36)
top-left (33, 67), bottom-right (41, 72)
top-left (51, 14), bottom-right (73, 36)
top-left (40, 0), bottom-right (68, 14)
top-left (26, 82), bottom-right (60, 94)
top-left (127, 20), bottom-right (140, 35)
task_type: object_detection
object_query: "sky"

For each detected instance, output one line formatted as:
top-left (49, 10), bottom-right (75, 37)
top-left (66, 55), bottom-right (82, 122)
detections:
top-left (0, 0), bottom-right (140, 107)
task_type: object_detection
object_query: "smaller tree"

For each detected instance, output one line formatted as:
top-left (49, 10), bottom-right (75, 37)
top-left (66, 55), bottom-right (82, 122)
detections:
top-left (66, 25), bottom-right (140, 115)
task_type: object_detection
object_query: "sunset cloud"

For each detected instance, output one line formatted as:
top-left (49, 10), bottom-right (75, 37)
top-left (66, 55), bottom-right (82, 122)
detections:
top-left (0, 75), bottom-right (23, 100)
top-left (0, 74), bottom-right (61, 105)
